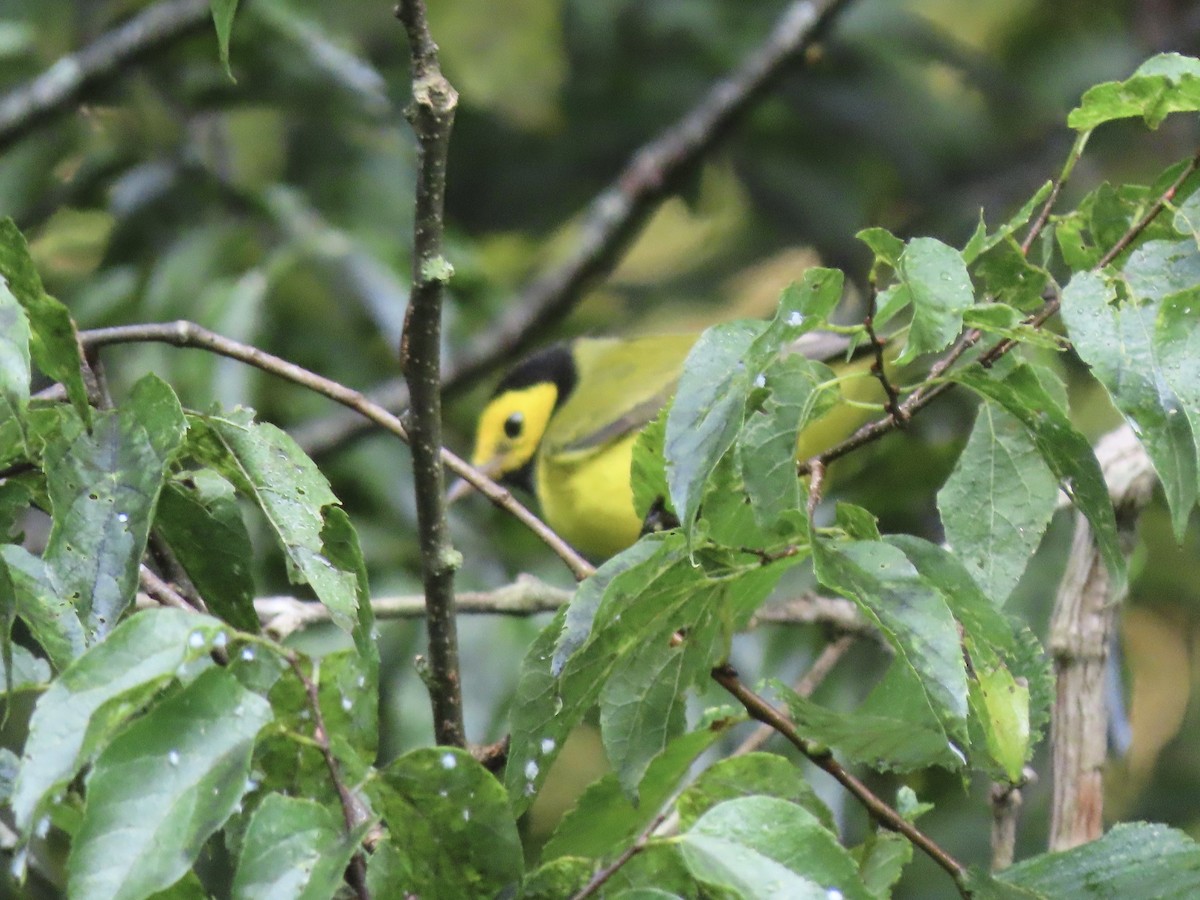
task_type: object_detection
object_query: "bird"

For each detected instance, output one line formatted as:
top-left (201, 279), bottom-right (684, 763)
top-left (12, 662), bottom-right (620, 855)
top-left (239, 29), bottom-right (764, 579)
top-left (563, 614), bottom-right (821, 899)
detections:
top-left (463, 331), bottom-right (888, 559)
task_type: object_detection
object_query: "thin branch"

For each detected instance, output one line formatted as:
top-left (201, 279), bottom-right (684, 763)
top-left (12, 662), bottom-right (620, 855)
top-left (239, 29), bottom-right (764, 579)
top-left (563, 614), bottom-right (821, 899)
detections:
top-left (1019, 130), bottom-right (1090, 255)
top-left (1094, 145), bottom-right (1200, 269)
top-left (569, 811), bottom-right (670, 900)
top-left (712, 664), bottom-right (968, 892)
top-left (863, 289), bottom-right (905, 425)
top-left (242, 582), bottom-right (873, 641)
top-left (78, 321), bottom-right (594, 581)
top-left (287, 655), bottom-right (371, 900)
top-left (292, 0), bottom-right (861, 459)
top-left (990, 778), bottom-right (1027, 871)
top-left (733, 634), bottom-right (855, 757)
top-left (395, 0), bottom-right (465, 749)
top-left (138, 565), bottom-right (196, 612)
top-left (0, 0), bottom-right (213, 151)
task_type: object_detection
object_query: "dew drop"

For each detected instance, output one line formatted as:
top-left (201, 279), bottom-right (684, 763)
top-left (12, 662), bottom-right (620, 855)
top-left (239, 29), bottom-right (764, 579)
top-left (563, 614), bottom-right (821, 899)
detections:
top-left (187, 631), bottom-right (207, 649)
top-left (787, 310), bottom-right (805, 326)
top-left (34, 816), bottom-right (50, 839)
top-left (212, 631), bottom-right (228, 649)
top-left (440, 752), bottom-right (457, 770)
top-left (341, 696), bottom-right (353, 712)
top-left (241, 647), bottom-right (256, 662)
top-left (168, 750), bottom-right (181, 766)
top-left (524, 760), bottom-right (539, 781)
top-left (539, 737), bottom-right (556, 755)
top-left (116, 512), bottom-right (129, 523)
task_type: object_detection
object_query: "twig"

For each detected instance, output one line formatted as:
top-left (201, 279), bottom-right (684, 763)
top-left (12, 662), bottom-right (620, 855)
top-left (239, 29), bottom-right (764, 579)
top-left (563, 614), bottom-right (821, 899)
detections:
top-left (732, 634), bottom-right (855, 757)
top-left (77, 321), bottom-right (594, 581)
top-left (1020, 130), bottom-right (1090, 255)
top-left (1094, 145), bottom-right (1200, 269)
top-left (712, 664), bottom-right (967, 892)
top-left (1048, 425), bottom-right (1155, 852)
top-left (569, 811), bottom-right (670, 900)
top-left (240, 582), bottom-right (873, 641)
top-left (287, 655), bottom-right (371, 900)
top-left (291, 0), bottom-right (861, 459)
top-left (990, 779), bottom-right (1025, 871)
top-left (0, 0), bottom-right (213, 151)
top-left (137, 565), bottom-right (195, 612)
top-left (395, 0), bottom-right (465, 749)
top-left (863, 289), bottom-right (904, 425)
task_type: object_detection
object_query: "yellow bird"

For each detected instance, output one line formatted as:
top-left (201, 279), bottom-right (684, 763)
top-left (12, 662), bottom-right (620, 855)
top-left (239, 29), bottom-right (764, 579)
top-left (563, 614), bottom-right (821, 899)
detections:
top-left (466, 332), bottom-right (886, 559)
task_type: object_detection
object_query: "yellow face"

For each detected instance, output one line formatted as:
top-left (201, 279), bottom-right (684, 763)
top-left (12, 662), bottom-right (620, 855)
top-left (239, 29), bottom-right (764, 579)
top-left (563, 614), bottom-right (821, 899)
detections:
top-left (470, 382), bottom-right (560, 484)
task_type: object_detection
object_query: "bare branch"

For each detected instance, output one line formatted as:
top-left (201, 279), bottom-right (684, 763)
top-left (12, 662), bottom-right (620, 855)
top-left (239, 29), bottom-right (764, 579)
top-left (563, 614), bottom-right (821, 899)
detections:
top-left (79, 321), bottom-right (595, 580)
top-left (292, 0), bottom-right (861, 458)
top-left (0, 0), bottom-right (213, 152)
top-left (395, 0), bottom-right (465, 748)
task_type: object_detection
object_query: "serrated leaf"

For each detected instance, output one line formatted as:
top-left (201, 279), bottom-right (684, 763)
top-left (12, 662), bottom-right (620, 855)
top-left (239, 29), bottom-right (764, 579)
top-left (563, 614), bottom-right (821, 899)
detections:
top-left (1069, 52), bottom-right (1200, 130)
top-left (43, 375), bottom-right (186, 639)
top-left (1, 544), bottom-right (86, 669)
top-left (812, 538), bottom-right (968, 737)
top-left (896, 237), bottom-right (973, 363)
top-left (939, 401), bottom-right (1059, 603)
top-left (971, 238), bottom-right (1052, 314)
top-left (737, 353), bottom-right (836, 528)
top-left (973, 663), bottom-right (1030, 783)
top-left (999, 822), bottom-right (1200, 896)
top-left (599, 642), bottom-right (687, 797)
top-left (372, 747), bottom-right (522, 900)
top-left (680, 797), bottom-right (869, 900)
top-left (857, 226), bottom-right (905, 267)
top-left (544, 722), bottom-right (730, 861)
top-left (1061, 268), bottom-right (1197, 539)
top-left (0, 219), bottom-right (89, 424)
top-left (11, 609), bottom-right (230, 832)
top-left (676, 752), bottom-right (834, 832)
top-left (665, 321), bottom-right (759, 534)
top-left (195, 411), bottom-right (362, 643)
top-left (157, 473), bottom-right (258, 632)
top-left (631, 406), bottom-right (670, 521)
top-left (0, 275), bottom-right (30, 441)
top-left (855, 831), bottom-right (913, 900)
top-left (948, 362), bottom-right (1124, 582)
top-left (232, 794), bottom-right (365, 900)
top-left (67, 667), bottom-right (272, 900)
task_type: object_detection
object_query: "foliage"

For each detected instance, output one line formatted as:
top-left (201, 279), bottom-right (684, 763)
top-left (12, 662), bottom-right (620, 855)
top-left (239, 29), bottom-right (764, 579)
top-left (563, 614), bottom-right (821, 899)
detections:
top-left (3, 1), bottom-right (1200, 899)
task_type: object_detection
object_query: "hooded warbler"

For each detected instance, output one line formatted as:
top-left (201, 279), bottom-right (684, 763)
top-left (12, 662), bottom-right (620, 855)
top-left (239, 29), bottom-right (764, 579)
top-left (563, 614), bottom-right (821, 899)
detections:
top-left (467, 331), bottom-right (886, 559)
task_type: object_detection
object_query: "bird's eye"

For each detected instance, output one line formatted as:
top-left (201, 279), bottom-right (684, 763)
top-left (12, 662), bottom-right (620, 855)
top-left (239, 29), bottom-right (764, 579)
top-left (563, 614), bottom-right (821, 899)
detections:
top-left (503, 412), bottom-right (524, 439)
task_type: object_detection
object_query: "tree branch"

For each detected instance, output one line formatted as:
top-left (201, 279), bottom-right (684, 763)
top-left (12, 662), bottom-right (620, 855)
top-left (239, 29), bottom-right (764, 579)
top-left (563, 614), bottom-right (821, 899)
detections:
top-left (78, 321), bottom-right (594, 580)
top-left (0, 0), bottom-right (213, 152)
top-left (395, 0), bottom-right (465, 749)
top-left (292, 0), bottom-right (861, 459)
top-left (1048, 424), bottom-right (1155, 852)
top-left (712, 664), bottom-right (968, 893)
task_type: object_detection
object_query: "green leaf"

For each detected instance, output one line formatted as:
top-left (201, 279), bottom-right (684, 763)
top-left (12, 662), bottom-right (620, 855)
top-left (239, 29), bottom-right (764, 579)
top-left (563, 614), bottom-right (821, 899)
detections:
top-left (210, 0), bottom-right (241, 80)
top-left (599, 641), bottom-right (687, 797)
top-left (895, 237), bottom-right (974, 363)
top-left (43, 375), bottom-right (187, 639)
top-left (948, 362), bottom-right (1124, 582)
top-left (232, 794), bottom-right (364, 900)
top-left (11, 609), bottom-right (230, 832)
top-left (973, 662), bottom-right (1030, 783)
top-left (665, 321), bottom-right (760, 535)
top-left (737, 352), bottom-right (837, 528)
top-left (963, 182), bottom-right (1055, 265)
top-left (679, 797), bottom-right (869, 900)
top-left (1069, 52), bottom-right (1200, 130)
top-left (676, 752), bottom-right (834, 832)
top-left (938, 401), bottom-right (1059, 603)
top-left (1, 543), bottom-right (86, 669)
top-left (999, 822), bottom-right (1200, 896)
top-left (854, 831), bottom-right (913, 900)
top-left (157, 473), bottom-right (258, 632)
top-left (0, 272), bottom-right (30, 442)
top-left (0, 219), bottom-right (89, 424)
top-left (194, 411), bottom-right (362, 643)
top-left (631, 406), bottom-right (670, 521)
top-left (1157, 288), bottom-right (1200, 493)
top-left (857, 226), bottom-right (905, 269)
top-left (372, 747), bottom-right (522, 900)
top-left (0, 642), bottom-right (50, 695)
top-left (812, 538), bottom-right (969, 738)
top-left (971, 238), bottom-right (1051, 314)
top-left (544, 720), bottom-right (731, 861)
top-left (1061, 268), bottom-right (1197, 539)
top-left (67, 667), bottom-right (272, 900)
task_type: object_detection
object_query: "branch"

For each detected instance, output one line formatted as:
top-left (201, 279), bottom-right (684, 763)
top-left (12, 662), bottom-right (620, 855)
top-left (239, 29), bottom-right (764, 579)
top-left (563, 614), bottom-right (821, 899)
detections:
top-left (712, 664), bottom-right (968, 893)
top-left (395, 0), bottom-right (464, 749)
top-left (78, 321), bottom-right (594, 581)
top-left (1048, 424), bottom-right (1155, 852)
top-left (287, 655), bottom-right (371, 900)
top-left (245, 582), bottom-right (873, 641)
top-left (292, 0), bottom-right (861, 459)
top-left (0, 0), bottom-right (213, 152)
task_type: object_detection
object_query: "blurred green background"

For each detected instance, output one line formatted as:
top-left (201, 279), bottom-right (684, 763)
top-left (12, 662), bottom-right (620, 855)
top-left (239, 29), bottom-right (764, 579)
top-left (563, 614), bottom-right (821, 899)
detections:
top-left (4, 0), bottom-right (1200, 896)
